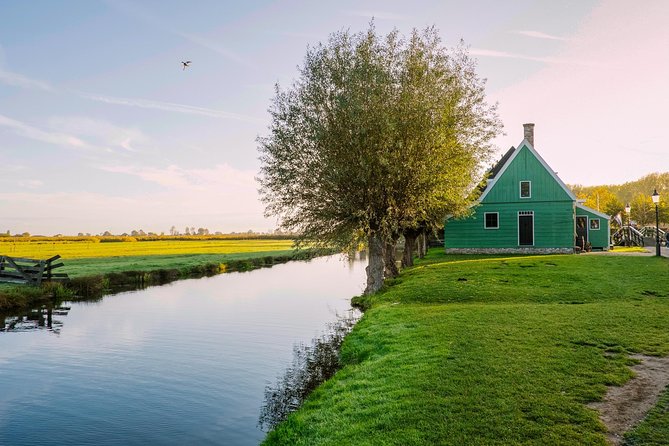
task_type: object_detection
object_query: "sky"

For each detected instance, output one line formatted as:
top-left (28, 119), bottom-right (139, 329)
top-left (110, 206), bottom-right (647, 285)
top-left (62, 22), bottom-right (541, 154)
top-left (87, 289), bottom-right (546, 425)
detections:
top-left (1, 0), bottom-right (668, 235)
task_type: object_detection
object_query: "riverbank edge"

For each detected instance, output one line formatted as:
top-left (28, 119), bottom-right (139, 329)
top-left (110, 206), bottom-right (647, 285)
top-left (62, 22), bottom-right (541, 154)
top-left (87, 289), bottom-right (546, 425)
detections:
top-left (0, 249), bottom-right (330, 313)
top-left (261, 251), bottom-right (669, 445)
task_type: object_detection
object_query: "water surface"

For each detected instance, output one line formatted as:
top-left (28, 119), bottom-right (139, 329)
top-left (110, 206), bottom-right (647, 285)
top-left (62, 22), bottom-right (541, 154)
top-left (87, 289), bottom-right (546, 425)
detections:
top-left (0, 255), bottom-right (366, 445)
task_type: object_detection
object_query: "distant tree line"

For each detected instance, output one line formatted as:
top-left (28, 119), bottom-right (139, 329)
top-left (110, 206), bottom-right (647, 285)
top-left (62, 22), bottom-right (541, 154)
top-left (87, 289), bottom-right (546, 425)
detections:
top-left (0, 233), bottom-right (295, 243)
top-left (570, 172), bottom-right (669, 226)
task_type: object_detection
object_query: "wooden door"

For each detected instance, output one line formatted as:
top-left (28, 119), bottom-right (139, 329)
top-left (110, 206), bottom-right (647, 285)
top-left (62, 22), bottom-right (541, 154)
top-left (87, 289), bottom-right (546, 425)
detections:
top-left (518, 212), bottom-right (534, 246)
top-left (576, 216), bottom-right (588, 249)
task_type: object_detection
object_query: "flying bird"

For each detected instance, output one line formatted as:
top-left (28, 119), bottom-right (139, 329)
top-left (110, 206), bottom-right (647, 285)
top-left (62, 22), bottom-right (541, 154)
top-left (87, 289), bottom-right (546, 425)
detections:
top-left (181, 61), bottom-right (192, 70)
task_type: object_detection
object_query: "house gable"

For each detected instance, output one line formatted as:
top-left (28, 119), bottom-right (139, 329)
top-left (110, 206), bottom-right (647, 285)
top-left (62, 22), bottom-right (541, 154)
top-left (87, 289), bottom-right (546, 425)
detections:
top-left (444, 125), bottom-right (589, 253)
top-left (479, 139), bottom-right (576, 204)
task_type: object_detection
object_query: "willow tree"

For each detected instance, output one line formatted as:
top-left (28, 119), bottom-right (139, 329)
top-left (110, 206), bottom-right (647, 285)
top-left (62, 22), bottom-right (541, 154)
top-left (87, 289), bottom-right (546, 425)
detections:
top-left (258, 24), bottom-right (500, 294)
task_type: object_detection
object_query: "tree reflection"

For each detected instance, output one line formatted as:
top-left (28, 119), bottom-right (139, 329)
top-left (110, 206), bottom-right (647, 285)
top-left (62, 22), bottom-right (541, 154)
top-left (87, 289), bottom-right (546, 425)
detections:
top-left (258, 310), bottom-right (360, 431)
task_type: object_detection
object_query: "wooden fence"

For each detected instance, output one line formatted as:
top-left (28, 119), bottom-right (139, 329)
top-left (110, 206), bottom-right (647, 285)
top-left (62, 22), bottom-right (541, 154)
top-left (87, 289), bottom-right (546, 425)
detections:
top-left (0, 255), bottom-right (68, 286)
top-left (611, 226), bottom-right (645, 247)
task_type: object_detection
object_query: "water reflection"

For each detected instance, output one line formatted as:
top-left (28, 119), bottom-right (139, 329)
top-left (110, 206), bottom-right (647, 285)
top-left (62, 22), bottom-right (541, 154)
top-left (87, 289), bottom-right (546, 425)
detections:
top-left (1, 306), bottom-right (71, 334)
top-left (0, 254), bottom-right (367, 446)
top-left (259, 309), bottom-right (361, 430)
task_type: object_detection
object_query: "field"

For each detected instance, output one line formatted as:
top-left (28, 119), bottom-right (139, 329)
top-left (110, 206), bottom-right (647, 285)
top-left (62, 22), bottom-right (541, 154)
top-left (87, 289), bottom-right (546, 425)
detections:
top-left (0, 238), bottom-right (298, 311)
top-left (265, 251), bottom-right (669, 445)
top-left (0, 238), bottom-right (294, 260)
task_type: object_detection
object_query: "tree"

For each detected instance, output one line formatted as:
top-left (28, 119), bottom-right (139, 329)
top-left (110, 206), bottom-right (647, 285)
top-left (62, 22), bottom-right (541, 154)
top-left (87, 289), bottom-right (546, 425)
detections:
top-left (258, 24), bottom-right (500, 294)
top-left (578, 186), bottom-right (621, 214)
top-left (631, 194), bottom-right (654, 226)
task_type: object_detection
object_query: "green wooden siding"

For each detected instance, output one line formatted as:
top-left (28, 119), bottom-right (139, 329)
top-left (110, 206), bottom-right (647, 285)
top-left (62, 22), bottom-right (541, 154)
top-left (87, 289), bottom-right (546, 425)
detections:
top-left (445, 202), bottom-right (574, 248)
top-left (445, 142), bottom-right (579, 249)
top-left (575, 205), bottom-right (610, 249)
top-left (484, 145), bottom-right (572, 204)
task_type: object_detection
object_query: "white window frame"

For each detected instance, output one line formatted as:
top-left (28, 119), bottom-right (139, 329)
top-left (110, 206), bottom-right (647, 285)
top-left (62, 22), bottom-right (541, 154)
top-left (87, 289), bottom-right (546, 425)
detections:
top-left (518, 210), bottom-right (534, 246)
top-left (589, 218), bottom-right (600, 231)
top-left (484, 212), bottom-right (499, 229)
top-left (520, 180), bottom-right (532, 199)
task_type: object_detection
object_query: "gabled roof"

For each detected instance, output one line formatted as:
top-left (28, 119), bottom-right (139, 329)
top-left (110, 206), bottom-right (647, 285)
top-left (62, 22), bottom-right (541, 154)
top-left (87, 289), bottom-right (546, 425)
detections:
top-left (473, 146), bottom-right (515, 198)
top-left (576, 203), bottom-right (610, 219)
top-left (477, 138), bottom-right (577, 202)
top-left (488, 146), bottom-right (516, 180)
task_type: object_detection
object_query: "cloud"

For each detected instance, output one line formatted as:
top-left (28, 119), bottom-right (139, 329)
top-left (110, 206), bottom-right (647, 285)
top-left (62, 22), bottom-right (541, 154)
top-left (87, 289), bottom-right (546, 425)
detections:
top-left (346, 10), bottom-right (409, 21)
top-left (98, 163), bottom-right (257, 191)
top-left (47, 116), bottom-right (148, 152)
top-left (105, 0), bottom-right (249, 66)
top-left (100, 164), bottom-right (193, 188)
top-left (276, 31), bottom-right (323, 41)
top-left (80, 92), bottom-right (263, 122)
top-left (0, 113), bottom-right (89, 149)
top-left (470, 48), bottom-right (594, 66)
top-left (0, 164), bottom-right (26, 173)
top-left (0, 69), bottom-right (53, 91)
top-left (488, 0), bottom-right (669, 186)
top-left (17, 180), bottom-right (44, 189)
top-left (175, 31), bottom-right (250, 67)
top-left (0, 165), bottom-right (269, 234)
top-left (0, 64), bottom-right (257, 123)
top-left (511, 30), bottom-right (568, 41)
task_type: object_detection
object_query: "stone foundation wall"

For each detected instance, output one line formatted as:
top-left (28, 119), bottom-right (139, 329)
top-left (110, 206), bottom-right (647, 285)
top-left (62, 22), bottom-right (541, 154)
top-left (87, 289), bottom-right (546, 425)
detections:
top-left (444, 247), bottom-right (573, 255)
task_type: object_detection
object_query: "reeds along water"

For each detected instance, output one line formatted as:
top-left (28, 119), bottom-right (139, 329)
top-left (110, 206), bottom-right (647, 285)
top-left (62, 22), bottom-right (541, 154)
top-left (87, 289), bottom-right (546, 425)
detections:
top-left (258, 310), bottom-right (361, 430)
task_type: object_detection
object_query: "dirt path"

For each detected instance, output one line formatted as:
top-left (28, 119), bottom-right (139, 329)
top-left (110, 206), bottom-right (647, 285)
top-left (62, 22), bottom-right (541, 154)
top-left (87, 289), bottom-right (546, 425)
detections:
top-left (587, 354), bottom-right (669, 445)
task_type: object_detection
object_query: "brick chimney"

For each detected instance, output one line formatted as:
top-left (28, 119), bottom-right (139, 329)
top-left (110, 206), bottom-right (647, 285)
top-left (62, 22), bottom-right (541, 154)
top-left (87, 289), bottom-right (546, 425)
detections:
top-left (523, 123), bottom-right (535, 146)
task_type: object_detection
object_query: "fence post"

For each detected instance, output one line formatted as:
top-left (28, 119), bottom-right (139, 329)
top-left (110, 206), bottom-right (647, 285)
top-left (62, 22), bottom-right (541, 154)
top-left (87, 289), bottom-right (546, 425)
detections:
top-left (46, 258), bottom-right (53, 282)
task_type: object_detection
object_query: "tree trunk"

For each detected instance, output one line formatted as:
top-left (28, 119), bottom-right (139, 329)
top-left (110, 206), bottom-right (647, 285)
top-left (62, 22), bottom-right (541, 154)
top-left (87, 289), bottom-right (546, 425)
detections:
top-left (364, 233), bottom-right (385, 295)
top-left (384, 239), bottom-right (399, 279)
top-left (422, 231), bottom-right (429, 257)
top-left (417, 233), bottom-right (426, 259)
top-left (402, 230), bottom-right (418, 268)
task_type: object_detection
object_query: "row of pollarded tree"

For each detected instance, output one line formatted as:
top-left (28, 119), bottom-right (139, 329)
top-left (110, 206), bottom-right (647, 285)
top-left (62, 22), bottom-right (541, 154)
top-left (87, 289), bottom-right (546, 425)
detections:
top-left (258, 24), bottom-right (502, 294)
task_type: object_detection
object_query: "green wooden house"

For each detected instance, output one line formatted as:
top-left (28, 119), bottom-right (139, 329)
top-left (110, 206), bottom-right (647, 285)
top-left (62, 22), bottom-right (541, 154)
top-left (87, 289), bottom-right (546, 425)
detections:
top-left (445, 124), bottom-right (610, 253)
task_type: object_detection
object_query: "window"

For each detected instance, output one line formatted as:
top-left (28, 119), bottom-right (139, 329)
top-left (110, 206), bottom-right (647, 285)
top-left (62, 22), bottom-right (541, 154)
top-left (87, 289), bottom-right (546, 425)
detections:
top-left (484, 212), bottom-right (499, 229)
top-left (520, 181), bottom-right (531, 198)
top-left (590, 219), bottom-right (600, 230)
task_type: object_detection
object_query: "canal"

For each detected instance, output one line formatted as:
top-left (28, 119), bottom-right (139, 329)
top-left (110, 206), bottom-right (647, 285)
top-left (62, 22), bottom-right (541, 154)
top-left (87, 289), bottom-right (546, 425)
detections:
top-left (0, 254), bottom-right (366, 445)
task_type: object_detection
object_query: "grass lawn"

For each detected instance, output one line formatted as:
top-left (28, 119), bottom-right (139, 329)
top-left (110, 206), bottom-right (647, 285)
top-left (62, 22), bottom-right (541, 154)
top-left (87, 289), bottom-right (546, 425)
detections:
top-left (51, 250), bottom-right (295, 278)
top-left (264, 251), bottom-right (669, 445)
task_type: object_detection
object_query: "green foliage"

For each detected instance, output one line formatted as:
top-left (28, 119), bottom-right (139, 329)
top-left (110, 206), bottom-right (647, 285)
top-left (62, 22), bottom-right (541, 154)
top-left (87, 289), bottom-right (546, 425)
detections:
top-left (571, 172), bottom-right (669, 225)
top-left (263, 252), bottom-right (669, 445)
top-left (258, 23), bottom-right (501, 293)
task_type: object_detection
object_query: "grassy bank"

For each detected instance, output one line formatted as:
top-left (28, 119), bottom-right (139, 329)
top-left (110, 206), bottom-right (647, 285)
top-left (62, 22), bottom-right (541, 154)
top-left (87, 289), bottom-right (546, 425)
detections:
top-left (0, 239), bottom-right (306, 313)
top-left (264, 251), bottom-right (669, 445)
